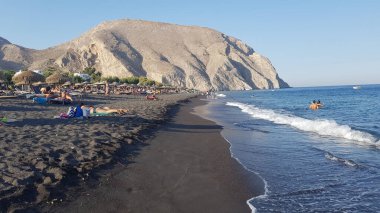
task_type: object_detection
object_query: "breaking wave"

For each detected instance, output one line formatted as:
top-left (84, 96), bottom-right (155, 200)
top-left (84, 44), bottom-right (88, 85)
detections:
top-left (226, 102), bottom-right (379, 147)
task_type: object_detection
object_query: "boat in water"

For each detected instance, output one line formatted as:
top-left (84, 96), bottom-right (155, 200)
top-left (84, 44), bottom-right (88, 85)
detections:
top-left (353, 85), bottom-right (361, 89)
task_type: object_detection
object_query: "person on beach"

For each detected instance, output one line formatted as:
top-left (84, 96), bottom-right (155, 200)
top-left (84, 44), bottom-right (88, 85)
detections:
top-left (105, 82), bottom-right (110, 96)
top-left (61, 90), bottom-right (73, 102)
top-left (89, 105), bottom-right (128, 115)
top-left (146, 94), bottom-right (158, 100)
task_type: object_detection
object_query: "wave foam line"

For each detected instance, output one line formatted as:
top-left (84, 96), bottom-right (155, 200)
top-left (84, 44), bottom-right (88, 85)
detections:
top-left (227, 102), bottom-right (379, 147)
top-left (223, 137), bottom-right (268, 213)
top-left (325, 152), bottom-right (360, 167)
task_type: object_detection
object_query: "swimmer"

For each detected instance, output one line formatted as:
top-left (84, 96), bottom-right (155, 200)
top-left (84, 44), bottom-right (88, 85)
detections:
top-left (309, 100), bottom-right (318, 110)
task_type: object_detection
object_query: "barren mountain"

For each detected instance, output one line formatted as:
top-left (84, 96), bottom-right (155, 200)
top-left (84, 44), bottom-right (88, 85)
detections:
top-left (0, 19), bottom-right (289, 90)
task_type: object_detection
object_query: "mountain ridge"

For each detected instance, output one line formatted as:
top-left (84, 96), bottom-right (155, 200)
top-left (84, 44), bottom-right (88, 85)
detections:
top-left (0, 19), bottom-right (289, 90)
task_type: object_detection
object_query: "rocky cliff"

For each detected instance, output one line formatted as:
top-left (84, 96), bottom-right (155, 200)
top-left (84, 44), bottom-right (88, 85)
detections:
top-left (0, 19), bottom-right (289, 90)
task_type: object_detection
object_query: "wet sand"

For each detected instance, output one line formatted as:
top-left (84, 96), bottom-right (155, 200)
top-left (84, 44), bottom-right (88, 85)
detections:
top-left (45, 98), bottom-right (264, 213)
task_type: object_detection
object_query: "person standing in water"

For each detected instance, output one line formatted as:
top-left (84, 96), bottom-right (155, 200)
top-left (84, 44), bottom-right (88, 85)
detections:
top-left (309, 100), bottom-right (323, 110)
top-left (309, 100), bottom-right (318, 110)
top-left (317, 100), bottom-right (323, 108)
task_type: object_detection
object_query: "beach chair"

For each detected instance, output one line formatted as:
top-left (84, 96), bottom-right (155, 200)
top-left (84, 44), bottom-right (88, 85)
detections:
top-left (14, 87), bottom-right (31, 97)
top-left (32, 86), bottom-right (41, 94)
top-left (70, 91), bottom-right (84, 101)
top-left (26, 86), bottom-right (45, 99)
top-left (96, 90), bottom-right (105, 95)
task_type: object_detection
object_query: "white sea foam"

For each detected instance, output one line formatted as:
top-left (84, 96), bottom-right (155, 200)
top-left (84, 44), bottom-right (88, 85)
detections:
top-left (216, 93), bottom-right (226, 97)
top-left (223, 137), bottom-right (269, 213)
top-left (226, 102), bottom-right (380, 147)
top-left (325, 152), bottom-right (360, 167)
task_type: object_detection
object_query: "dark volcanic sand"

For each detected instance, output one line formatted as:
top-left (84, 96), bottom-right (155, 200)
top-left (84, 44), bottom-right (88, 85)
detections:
top-left (0, 94), bottom-right (197, 212)
top-left (46, 98), bottom-right (265, 213)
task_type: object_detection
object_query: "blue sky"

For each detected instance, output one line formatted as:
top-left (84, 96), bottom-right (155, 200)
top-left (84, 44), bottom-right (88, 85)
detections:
top-left (1, 0), bottom-right (379, 87)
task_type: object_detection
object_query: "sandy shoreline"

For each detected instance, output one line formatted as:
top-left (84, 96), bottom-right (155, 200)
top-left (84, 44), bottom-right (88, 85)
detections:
top-left (41, 98), bottom-right (264, 213)
top-left (0, 93), bottom-right (196, 212)
top-left (1, 95), bottom-right (264, 212)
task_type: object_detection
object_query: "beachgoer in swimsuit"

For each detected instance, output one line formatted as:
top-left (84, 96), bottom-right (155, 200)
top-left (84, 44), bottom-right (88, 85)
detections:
top-left (88, 105), bottom-right (128, 115)
top-left (146, 94), bottom-right (158, 100)
top-left (316, 100), bottom-right (323, 108)
top-left (309, 100), bottom-right (318, 110)
top-left (61, 90), bottom-right (73, 101)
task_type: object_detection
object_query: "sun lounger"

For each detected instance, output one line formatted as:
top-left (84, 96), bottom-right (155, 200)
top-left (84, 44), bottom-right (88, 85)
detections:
top-left (26, 94), bottom-right (45, 99)
top-left (119, 91), bottom-right (132, 95)
top-left (0, 96), bottom-right (17, 99)
top-left (70, 91), bottom-right (84, 100)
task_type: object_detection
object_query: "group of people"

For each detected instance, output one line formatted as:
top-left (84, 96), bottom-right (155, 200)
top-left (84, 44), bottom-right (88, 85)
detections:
top-left (309, 100), bottom-right (323, 110)
top-left (41, 86), bottom-right (73, 102)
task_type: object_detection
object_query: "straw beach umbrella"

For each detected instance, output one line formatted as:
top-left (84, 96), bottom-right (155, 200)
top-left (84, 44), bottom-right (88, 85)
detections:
top-left (62, 81), bottom-right (71, 86)
top-left (12, 70), bottom-right (45, 85)
top-left (46, 73), bottom-right (70, 84)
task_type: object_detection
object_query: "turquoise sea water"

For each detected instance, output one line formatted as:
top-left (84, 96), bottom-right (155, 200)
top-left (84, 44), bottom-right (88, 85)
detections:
top-left (203, 85), bottom-right (380, 212)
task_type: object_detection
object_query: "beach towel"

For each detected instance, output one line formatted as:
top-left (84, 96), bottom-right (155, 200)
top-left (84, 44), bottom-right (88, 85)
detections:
top-left (67, 107), bottom-right (76, 118)
top-left (74, 106), bottom-right (83, 117)
top-left (33, 97), bottom-right (48, 104)
top-left (90, 112), bottom-right (110, 116)
top-left (82, 107), bottom-right (90, 117)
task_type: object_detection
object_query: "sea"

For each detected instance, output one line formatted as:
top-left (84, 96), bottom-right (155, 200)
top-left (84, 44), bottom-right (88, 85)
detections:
top-left (200, 85), bottom-right (380, 213)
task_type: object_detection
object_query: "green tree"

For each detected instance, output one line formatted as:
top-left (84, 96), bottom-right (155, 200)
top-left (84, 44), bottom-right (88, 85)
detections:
top-left (0, 70), bottom-right (16, 84)
top-left (72, 76), bottom-right (83, 83)
top-left (145, 79), bottom-right (156, 86)
top-left (83, 67), bottom-right (101, 82)
top-left (127, 76), bottom-right (139, 84)
top-left (43, 67), bottom-right (57, 78)
top-left (120, 76), bottom-right (139, 84)
top-left (91, 73), bottom-right (102, 82)
top-left (83, 67), bottom-right (96, 75)
top-left (102, 76), bottom-right (120, 83)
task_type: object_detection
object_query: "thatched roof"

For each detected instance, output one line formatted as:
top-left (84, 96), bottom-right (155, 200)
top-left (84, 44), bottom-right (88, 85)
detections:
top-left (12, 71), bottom-right (45, 85)
top-left (62, 81), bottom-right (71, 86)
top-left (46, 73), bottom-right (70, 84)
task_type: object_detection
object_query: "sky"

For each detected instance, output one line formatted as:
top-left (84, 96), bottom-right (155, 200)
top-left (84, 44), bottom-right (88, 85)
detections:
top-left (1, 0), bottom-right (379, 87)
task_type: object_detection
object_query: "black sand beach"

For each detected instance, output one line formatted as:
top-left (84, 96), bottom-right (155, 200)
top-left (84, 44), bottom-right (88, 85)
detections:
top-left (1, 95), bottom-right (264, 212)
top-left (44, 98), bottom-right (264, 213)
top-left (0, 94), bottom-right (196, 211)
